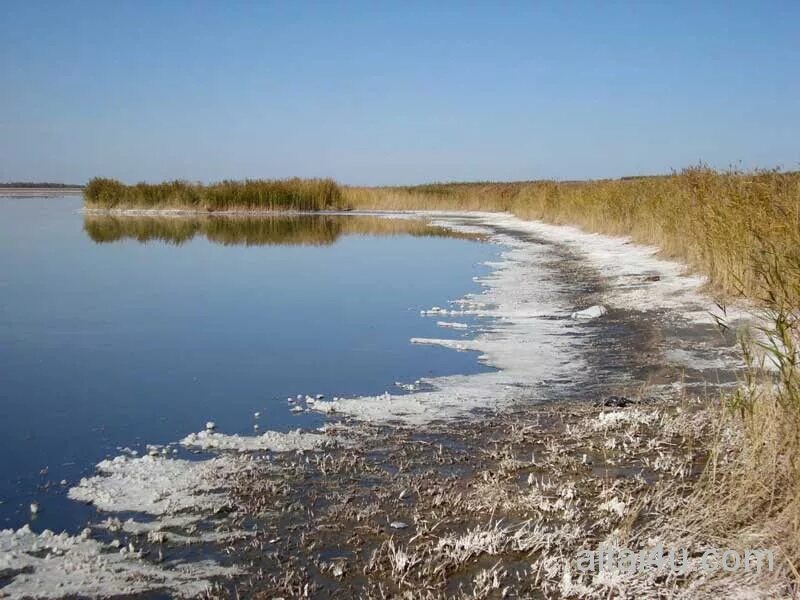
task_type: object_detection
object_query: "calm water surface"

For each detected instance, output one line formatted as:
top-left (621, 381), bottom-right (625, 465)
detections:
top-left (0, 197), bottom-right (499, 532)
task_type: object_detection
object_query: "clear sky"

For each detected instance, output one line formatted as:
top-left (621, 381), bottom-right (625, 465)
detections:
top-left (1, 1), bottom-right (798, 185)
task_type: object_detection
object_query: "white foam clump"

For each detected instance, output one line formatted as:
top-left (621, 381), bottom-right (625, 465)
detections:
top-left (69, 454), bottom-right (242, 516)
top-left (101, 516), bottom-right (248, 545)
top-left (180, 428), bottom-right (331, 452)
top-left (420, 306), bottom-right (465, 316)
top-left (38, 452), bottom-right (259, 597)
top-left (395, 380), bottom-right (421, 392)
top-left (599, 497), bottom-right (628, 518)
top-left (437, 321), bottom-right (469, 329)
top-left (592, 409), bottom-right (659, 431)
top-left (571, 305), bottom-right (607, 320)
top-left (411, 337), bottom-right (470, 352)
top-left (0, 525), bottom-right (237, 599)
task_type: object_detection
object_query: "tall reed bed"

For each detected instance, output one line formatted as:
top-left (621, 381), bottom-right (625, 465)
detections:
top-left (84, 177), bottom-right (346, 211)
top-left (346, 169), bottom-right (800, 300)
top-left (680, 248), bottom-right (800, 577)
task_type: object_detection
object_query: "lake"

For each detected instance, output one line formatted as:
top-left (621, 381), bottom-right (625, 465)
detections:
top-left (0, 197), bottom-right (499, 533)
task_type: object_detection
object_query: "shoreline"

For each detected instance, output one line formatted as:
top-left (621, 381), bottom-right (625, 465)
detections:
top-left (80, 206), bottom-right (412, 218)
top-left (2, 212), bottom-right (776, 598)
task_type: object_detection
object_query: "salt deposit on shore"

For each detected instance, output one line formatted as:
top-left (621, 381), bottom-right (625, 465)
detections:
top-left (312, 212), bottom-right (751, 425)
top-left (436, 321), bottom-right (469, 329)
top-left (475, 212), bottom-right (751, 325)
top-left (0, 525), bottom-right (238, 599)
top-left (180, 428), bottom-right (333, 452)
top-left (571, 305), bottom-right (608, 320)
top-left (68, 454), bottom-right (243, 517)
top-left (314, 226), bottom-right (589, 424)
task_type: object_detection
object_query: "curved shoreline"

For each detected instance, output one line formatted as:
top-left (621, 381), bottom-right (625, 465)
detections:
top-left (311, 211), bottom-right (748, 424)
top-left (0, 212), bottom-right (758, 598)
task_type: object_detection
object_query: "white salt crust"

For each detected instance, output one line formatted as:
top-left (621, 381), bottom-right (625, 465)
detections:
top-left (476, 212), bottom-right (754, 324)
top-left (571, 305), bottom-right (608, 320)
top-left (0, 525), bottom-right (238, 599)
top-left (314, 228), bottom-right (588, 423)
top-left (6, 417), bottom-right (334, 597)
top-left (311, 211), bottom-right (754, 425)
top-left (180, 428), bottom-right (330, 452)
top-left (29, 454), bottom-right (257, 598)
top-left (436, 321), bottom-right (470, 329)
top-left (68, 454), bottom-right (242, 516)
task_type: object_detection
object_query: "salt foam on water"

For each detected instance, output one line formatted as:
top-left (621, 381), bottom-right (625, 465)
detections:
top-left (180, 428), bottom-right (333, 452)
top-left (571, 305), bottom-right (607, 320)
top-left (0, 525), bottom-right (239, 599)
top-left (68, 454), bottom-right (242, 516)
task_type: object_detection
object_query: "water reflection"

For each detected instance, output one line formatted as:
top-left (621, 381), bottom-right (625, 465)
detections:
top-left (4, 198), bottom-right (499, 532)
top-left (83, 214), bottom-right (482, 247)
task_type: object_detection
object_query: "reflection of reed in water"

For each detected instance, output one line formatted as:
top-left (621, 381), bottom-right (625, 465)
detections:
top-left (83, 215), bottom-right (482, 247)
top-left (204, 216), bottom-right (341, 247)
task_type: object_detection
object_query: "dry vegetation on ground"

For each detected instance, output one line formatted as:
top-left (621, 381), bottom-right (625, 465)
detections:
top-left (194, 395), bottom-right (790, 598)
top-left (343, 167), bottom-right (800, 596)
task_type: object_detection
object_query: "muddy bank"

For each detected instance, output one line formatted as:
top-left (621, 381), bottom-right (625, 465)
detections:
top-left (8, 396), bottom-right (775, 598)
top-left (213, 397), bottom-right (749, 598)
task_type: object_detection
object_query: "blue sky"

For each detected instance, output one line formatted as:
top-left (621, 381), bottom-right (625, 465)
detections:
top-left (1, 1), bottom-right (797, 185)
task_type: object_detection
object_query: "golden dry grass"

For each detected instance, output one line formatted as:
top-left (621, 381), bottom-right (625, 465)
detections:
top-left (84, 177), bottom-right (345, 211)
top-left (345, 168), bottom-right (800, 301)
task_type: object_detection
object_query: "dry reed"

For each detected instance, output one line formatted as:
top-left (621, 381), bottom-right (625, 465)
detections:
top-left (84, 177), bottom-right (345, 211)
top-left (345, 168), bottom-right (800, 300)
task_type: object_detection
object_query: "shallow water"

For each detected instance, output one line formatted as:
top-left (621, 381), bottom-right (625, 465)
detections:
top-left (0, 197), bottom-right (499, 532)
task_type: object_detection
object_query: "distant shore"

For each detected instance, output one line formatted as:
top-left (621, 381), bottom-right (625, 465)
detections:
top-left (0, 187), bottom-right (83, 197)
